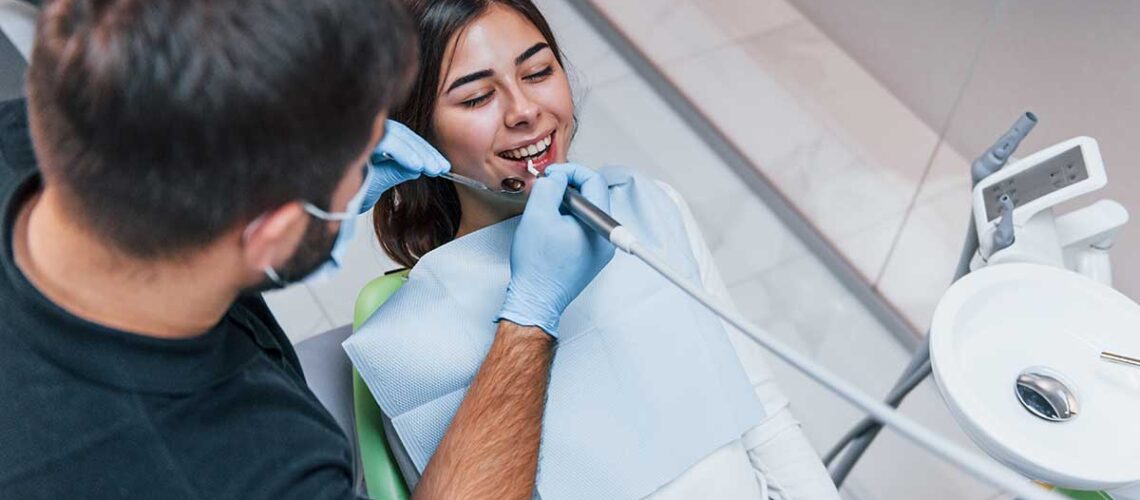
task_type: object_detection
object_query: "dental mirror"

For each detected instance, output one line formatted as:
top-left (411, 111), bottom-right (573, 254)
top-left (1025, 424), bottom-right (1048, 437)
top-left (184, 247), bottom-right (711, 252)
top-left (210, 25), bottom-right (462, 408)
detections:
top-left (440, 158), bottom-right (540, 197)
top-left (440, 171), bottom-right (525, 198)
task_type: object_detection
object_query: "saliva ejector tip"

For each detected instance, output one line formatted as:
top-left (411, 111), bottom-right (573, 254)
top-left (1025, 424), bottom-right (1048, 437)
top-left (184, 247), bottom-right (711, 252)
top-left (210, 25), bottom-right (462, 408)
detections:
top-left (527, 159), bottom-right (540, 178)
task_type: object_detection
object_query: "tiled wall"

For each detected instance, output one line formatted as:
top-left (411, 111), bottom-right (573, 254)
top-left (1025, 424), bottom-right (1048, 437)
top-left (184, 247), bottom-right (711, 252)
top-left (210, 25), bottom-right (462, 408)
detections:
top-left (586, 0), bottom-right (1140, 337)
top-left (789, 0), bottom-right (1140, 331)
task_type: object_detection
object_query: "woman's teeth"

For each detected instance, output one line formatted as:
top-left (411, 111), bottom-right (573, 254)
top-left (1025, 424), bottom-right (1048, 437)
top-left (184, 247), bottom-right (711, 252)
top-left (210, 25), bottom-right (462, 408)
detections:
top-left (500, 134), bottom-right (552, 160)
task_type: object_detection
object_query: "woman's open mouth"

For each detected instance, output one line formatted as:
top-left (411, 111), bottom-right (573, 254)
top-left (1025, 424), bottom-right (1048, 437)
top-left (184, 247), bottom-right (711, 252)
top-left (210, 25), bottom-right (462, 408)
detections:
top-left (496, 131), bottom-right (557, 177)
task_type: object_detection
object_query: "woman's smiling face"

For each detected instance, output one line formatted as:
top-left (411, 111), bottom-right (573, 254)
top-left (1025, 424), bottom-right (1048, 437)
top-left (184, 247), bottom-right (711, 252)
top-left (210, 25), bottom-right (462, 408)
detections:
top-left (430, 3), bottom-right (574, 198)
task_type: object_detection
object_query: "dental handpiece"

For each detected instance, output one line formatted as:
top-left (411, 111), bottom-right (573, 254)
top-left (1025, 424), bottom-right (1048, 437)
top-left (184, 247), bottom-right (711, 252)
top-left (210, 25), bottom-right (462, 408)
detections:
top-left (560, 188), bottom-right (626, 245)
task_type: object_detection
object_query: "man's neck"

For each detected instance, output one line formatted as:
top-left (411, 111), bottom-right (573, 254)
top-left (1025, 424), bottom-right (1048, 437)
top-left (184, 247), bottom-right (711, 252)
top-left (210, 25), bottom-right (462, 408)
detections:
top-left (13, 186), bottom-right (240, 338)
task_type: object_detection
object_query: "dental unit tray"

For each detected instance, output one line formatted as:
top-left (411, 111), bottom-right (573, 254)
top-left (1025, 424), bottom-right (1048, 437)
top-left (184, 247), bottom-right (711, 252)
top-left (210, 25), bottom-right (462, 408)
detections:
top-left (826, 113), bottom-right (1138, 498)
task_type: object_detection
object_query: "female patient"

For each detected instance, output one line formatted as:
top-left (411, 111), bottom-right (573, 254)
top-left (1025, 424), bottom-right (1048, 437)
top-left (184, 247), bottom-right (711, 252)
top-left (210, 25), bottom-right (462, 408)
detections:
top-left (345, 0), bottom-right (840, 498)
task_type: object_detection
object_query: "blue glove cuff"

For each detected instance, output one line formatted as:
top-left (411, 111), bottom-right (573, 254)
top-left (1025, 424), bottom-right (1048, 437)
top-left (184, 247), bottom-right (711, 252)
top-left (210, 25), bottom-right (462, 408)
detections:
top-left (497, 287), bottom-right (560, 338)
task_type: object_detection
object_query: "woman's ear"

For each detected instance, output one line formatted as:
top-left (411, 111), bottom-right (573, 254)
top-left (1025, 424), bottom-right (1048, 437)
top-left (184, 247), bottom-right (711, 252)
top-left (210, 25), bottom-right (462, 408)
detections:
top-left (240, 202), bottom-right (310, 273)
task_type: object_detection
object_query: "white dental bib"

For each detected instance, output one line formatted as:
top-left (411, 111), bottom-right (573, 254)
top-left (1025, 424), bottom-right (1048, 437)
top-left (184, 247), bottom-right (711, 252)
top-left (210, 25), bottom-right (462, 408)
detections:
top-left (344, 168), bottom-right (763, 500)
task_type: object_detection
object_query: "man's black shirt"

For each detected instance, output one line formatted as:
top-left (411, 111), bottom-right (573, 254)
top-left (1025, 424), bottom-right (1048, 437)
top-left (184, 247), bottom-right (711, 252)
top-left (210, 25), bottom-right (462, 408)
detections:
top-left (0, 99), bottom-right (361, 499)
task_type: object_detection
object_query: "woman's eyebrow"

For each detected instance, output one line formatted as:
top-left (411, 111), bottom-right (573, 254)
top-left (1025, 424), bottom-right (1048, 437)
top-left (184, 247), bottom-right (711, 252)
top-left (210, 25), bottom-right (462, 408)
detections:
top-left (446, 69), bottom-right (494, 94)
top-left (444, 43), bottom-right (551, 94)
top-left (515, 42), bottom-right (549, 65)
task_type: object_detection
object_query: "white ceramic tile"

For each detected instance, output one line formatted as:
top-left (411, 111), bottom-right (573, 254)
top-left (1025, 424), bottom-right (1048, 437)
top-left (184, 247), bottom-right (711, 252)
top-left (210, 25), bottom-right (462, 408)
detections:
top-left (738, 20), bottom-right (938, 195)
top-left (263, 284), bottom-right (330, 343)
top-left (534, 0), bottom-right (632, 87)
top-left (784, 0), bottom-right (995, 140)
top-left (589, 0), bottom-right (733, 64)
top-left (826, 211), bottom-right (904, 284)
top-left (691, 0), bottom-right (803, 42)
top-left (660, 43), bottom-right (913, 244)
top-left (915, 141), bottom-right (973, 205)
top-left (588, 0), bottom-right (805, 66)
top-left (764, 130), bottom-right (913, 241)
top-left (584, 75), bottom-right (749, 207)
top-left (660, 43), bottom-right (822, 171)
top-left (688, 185), bottom-right (807, 287)
top-left (877, 186), bottom-right (973, 333)
top-left (304, 211), bottom-right (400, 328)
top-left (570, 85), bottom-right (657, 170)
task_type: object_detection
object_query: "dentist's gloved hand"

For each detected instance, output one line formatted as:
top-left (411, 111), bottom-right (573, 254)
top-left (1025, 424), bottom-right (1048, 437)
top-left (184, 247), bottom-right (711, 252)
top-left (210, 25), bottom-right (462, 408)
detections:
top-left (359, 120), bottom-right (451, 212)
top-left (498, 163), bottom-right (616, 337)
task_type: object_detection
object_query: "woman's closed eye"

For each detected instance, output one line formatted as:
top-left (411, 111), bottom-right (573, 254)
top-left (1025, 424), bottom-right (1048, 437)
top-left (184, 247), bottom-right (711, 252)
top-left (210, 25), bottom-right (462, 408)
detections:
top-left (524, 66), bottom-right (553, 82)
top-left (462, 91), bottom-right (494, 108)
top-left (459, 67), bottom-right (553, 108)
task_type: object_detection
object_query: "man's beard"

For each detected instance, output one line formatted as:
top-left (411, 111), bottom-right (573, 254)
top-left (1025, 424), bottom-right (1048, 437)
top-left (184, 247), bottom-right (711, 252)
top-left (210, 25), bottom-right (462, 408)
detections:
top-left (242, 220), bottom-right (336, 294)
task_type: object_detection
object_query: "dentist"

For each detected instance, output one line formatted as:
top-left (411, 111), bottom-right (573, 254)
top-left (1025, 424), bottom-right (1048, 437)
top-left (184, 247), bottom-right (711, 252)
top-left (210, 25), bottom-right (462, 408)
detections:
top-left (0, 0), bottom-right (610, 499)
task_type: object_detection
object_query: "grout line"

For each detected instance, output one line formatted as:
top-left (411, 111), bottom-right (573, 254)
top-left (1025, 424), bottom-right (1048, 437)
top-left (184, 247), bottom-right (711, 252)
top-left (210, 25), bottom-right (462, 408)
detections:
top-left (565, 0), bottom-right (920, 351)
top-left (650, 15), bottom-right (805, 71)
top-left (871, 0), bottom-right (1006, 288)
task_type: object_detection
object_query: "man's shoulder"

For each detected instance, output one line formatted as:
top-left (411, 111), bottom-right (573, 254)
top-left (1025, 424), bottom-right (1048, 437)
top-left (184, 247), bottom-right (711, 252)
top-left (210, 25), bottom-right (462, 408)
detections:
top-left (0, 331), bottom-right (153, 493)
top-left (0, 329), bottom-right (357, 499)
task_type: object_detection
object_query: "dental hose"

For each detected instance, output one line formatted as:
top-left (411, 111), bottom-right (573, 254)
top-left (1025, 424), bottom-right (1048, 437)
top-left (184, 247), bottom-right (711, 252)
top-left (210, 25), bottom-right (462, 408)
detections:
top-left (823, 214), bottom-right (976, 481)
top-left (823, 112), bottom-right (1038, 486)
top-left (559, 185), bottom-right (1061, 500)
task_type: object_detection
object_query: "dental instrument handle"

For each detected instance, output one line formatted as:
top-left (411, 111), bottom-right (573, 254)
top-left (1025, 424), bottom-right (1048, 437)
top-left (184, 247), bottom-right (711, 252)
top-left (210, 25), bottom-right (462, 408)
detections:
top-left (993, 194), bottom-right (1016, 251)
top-left (971, 112), bottom-right (1038, 185)
top-left (441, 171), bottom-right (491, 191)
top-left (561, 187), bottom-right (623, 241)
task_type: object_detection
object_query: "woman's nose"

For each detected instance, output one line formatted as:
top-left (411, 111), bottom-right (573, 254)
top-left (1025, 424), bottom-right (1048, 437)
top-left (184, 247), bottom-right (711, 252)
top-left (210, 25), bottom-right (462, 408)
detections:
top-left (503, 91), bottom-right (540, 129)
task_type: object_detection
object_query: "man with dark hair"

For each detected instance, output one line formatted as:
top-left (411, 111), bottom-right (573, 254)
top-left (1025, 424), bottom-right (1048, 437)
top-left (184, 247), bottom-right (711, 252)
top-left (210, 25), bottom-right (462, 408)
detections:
top-left (0, 0), bottom-right (614, 498)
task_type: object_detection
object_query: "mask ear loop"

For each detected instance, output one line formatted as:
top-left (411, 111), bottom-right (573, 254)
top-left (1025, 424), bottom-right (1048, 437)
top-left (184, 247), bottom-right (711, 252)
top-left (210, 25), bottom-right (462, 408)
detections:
top-left (242, 213), bottom-right (288, 288)
top-left (304, 164), bottom-right (374, 221)
top-left (302, 203), bottom-right (354, 221)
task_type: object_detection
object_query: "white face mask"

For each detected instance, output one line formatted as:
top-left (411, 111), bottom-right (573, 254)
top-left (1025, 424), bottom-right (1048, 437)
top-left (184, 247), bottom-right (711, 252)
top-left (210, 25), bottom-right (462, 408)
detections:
top-left (261, 165), bottom-right (374, 287)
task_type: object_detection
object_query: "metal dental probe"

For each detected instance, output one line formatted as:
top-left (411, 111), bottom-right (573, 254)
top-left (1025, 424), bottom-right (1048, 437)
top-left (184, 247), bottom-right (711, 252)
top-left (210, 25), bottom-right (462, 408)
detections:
top-left (440, 171), bottom-right (526, 198)
top-left (1101, 351), bottom-right (1140, 369)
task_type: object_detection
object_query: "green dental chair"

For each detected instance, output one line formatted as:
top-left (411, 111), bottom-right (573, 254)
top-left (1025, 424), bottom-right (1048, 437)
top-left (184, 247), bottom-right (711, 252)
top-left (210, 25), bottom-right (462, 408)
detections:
top-left (350, 270), bottom-right (412, 500)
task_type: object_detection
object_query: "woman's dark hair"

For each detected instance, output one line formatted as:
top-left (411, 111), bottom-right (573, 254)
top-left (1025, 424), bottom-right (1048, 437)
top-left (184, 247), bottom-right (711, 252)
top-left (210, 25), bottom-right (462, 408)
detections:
top-left (374, 0), bottom-right (565, 268)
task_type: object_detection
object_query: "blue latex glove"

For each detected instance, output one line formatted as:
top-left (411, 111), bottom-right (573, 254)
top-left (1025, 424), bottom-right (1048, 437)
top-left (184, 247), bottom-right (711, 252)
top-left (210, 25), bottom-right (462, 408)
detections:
top-left (498, 163), bottom-right (616, 337)
top-left (359, 120), bottom-right (451, 212)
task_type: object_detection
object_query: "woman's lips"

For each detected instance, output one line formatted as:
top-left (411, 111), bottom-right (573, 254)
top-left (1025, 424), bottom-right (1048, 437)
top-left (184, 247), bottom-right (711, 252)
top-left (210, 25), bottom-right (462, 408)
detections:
top-left (524, 137), bottom-right (556, 177)
top-left (497, 131), bottom-right (557, 178)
